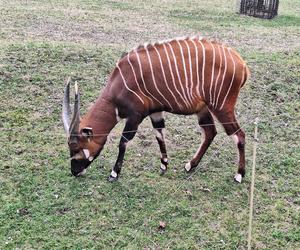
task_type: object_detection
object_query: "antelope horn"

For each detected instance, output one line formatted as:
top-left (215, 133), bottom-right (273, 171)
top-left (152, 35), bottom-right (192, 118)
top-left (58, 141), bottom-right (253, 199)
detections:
top-left (69, 81), bottom-right (80, 135)
top-left (62, 77), bottom-right (71, 134)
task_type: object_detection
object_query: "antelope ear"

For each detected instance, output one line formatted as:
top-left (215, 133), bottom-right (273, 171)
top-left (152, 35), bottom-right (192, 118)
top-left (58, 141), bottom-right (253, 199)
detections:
top-left (81, 127), bottom-right (93, 138)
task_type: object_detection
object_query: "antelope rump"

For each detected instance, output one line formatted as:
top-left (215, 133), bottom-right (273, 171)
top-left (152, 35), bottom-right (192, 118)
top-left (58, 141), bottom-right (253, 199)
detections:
top-left (62, 36), bottom-right (250, 182)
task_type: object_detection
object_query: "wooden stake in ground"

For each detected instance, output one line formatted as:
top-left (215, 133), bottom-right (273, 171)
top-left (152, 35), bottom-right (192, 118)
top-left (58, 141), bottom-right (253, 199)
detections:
top-left (248, 118), bottom-right (259, 250)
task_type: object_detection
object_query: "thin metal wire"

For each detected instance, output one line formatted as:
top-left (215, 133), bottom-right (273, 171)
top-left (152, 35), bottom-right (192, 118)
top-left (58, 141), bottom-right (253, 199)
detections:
top-left (0, 121), bottom-right (240, 136)
top-left (0, 117), bottom-right (297, 138)
top-left (0, 114), bottom-right (293, 247)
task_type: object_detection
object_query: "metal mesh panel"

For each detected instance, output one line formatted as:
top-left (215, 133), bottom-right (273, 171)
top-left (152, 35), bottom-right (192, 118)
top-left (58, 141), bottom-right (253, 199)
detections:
top-left (239, 0), bottom-right (279, 19)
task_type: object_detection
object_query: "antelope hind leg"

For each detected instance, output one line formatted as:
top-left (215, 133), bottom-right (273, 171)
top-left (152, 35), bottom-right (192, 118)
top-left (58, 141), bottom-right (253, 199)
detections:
top-left (185, 108), bottom-right (217, 172)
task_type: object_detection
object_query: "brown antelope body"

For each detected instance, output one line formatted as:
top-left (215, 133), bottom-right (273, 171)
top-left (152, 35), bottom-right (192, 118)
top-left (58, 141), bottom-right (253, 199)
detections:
top-left (62, 36), bottom-right (250, 182)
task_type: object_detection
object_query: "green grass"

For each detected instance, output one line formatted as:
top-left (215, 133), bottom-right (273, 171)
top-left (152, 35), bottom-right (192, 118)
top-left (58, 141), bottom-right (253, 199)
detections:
top-left (0, 0), bottom-right (299, 249)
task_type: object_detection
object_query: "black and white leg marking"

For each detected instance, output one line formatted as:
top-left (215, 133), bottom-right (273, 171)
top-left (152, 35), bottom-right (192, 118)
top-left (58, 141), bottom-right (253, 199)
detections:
top-left (108, 115), bottom-right (143, 182)
top-left (150, 112), bottom-right (169, 174)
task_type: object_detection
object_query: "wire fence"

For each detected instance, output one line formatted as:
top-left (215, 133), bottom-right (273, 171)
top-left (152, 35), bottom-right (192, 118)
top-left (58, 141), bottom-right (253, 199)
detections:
top-left (100, 118), bottom-right (259, 249)
top-left (0, 115), bottom-right (298, 248)
top-left (116, 118), bottom-right (259, 249)
top-left (0, 119), bottom-right (297, 147)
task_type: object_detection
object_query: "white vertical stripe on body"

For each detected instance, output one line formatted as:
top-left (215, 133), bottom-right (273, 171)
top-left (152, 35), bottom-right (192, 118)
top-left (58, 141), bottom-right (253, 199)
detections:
top-left (241, 64), bottom-right (246, 88)
top-left (116, 65), bottom-right (144, 104)
top-left (212, 44), bottom-right (223, 108)
top-left (127, 54), bottom-right (153, 104)
top-left (134, 50), bottom-right (164, 106)
top-left (167, 42), bottom-right (193, 108)
top-left (219, 48), bottom-right (236, 110)
top-left (176, 40), bottom-right (193, 104)
top-left (162, 43), bottom-right (190, 109)
top-left (215, 46), bottom-right (228, 109)
top-left (190, 39), bottom-right (201, 98)
top-left (145, 46), bottom-right (174, 110)
top-left (183, 40), bottom-right (194, 100)
top-left (209, 41), bottom-right (216, 104)
top-left (153, 45), bottom-right (183, 110)
top-left (198, 40), bottom-right (206, 100)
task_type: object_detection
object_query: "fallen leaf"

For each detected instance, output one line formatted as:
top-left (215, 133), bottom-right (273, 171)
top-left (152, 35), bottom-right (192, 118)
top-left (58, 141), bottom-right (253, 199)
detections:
top-left (158, 221), bottom-right (166, 230)
top-left (200, 187), bottom-right (211, 192)
top-left (186, 189), bottom-right (192, 195)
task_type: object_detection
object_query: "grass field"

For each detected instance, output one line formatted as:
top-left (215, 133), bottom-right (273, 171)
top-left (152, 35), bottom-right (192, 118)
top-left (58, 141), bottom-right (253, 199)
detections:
top-left (0, 0), bottom-right (299, 249)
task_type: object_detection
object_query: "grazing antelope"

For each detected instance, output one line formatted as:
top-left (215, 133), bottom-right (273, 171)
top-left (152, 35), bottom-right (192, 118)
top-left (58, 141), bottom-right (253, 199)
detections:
top-left (62, 36), bottom-right (250, 183)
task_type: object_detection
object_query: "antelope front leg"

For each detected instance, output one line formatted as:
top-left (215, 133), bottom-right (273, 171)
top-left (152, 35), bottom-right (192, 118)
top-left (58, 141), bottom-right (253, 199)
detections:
top-left (108, 115), bottom-right (142, 182)
top-left (150, 112), bottom-right (169, 174)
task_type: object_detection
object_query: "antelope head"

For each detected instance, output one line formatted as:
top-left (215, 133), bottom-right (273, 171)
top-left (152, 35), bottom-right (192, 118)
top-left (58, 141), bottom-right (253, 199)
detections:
top-left (62, 79), bottom-right (99, 176)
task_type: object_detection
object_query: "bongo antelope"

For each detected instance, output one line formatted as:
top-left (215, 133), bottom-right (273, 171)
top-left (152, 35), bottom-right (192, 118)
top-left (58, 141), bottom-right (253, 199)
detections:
top-left (62, 36), bottom-right (250, 183)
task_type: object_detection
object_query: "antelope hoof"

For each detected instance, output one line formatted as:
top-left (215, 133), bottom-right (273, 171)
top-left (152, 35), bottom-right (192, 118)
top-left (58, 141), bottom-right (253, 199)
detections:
top-left (185, 162), bottom-right (192, 172)
top-left (108, 170), bottom-right (118, 182)
top-left (107, 175), bottom-right (118, 182)
top-left (76, 169), bottom-right (87, 176)
top-left (160, 164), bottom-right (167, 175)
top-left (234, 173), bottom-right (242, 183)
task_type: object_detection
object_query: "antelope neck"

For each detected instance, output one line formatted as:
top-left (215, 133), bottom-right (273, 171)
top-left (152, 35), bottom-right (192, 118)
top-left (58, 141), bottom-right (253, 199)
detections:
top-left (81, 96), bottom-right (118, 144)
